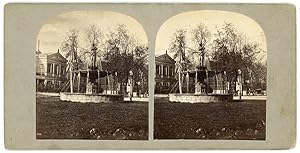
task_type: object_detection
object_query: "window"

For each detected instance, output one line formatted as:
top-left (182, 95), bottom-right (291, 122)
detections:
top-left (170, 67), bottom-right (174, 76)
top-left (39, 64), bottom-right (44, 75)
top-left (156, 65), bottom-right (160, 75)
top-left (47, 64), bottom-right (51, 73)
top-left (165, 66), bottom-right (168, 76)
top-left (61, 66), bottom-right (65, 75)
top-left (55, 65), bottom-right (59, 74)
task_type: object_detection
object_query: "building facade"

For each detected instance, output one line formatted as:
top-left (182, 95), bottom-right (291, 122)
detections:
top-left (36, 50), bottom-right (68, 91)
top-left (155, 51), bottom-right (177, 94)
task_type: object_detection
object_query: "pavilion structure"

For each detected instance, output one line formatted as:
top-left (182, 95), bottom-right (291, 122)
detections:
top-left (60, 44), bottom-right (124, 103)
top-left (169, 54), bottom-right (233, 103)
top-left (181, 68), bottom-right (228, 95)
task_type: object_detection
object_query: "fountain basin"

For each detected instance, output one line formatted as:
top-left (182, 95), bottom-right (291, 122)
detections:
top-left (169, 93), bottom-right (233, 103)
top-left (60, 92), bottom-right (124, 103)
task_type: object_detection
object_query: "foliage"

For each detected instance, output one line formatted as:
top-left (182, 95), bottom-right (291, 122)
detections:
top-left (61, 29), bottom-right (81, 70)
top-left (103, 25), bottom-right (148, 92)
top-left (189, 23), bottom-right (212, 67)
top-left (59, 24), bottom-right (148, 93)
top-left (169, 29), bottom-right (191, 71)
top-left (168, 22), bottom-right (266, 91)
top-left (79, 25), bottom-right (104, 69)
top-left (210, 23), bottom-right (266, 90)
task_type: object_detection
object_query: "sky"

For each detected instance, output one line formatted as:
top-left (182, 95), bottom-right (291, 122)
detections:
top-left (37, 10), bottom-right (148, 55)
top-left (155, 10), bottom-right (267, 62)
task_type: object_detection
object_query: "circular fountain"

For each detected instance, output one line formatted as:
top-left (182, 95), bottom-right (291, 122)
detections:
top-left (169, 54), bottom-right (233, 103)
top-left (60, 44), bottom-right (124, 103)
top-left (60, 69), bottom-right (124, 103)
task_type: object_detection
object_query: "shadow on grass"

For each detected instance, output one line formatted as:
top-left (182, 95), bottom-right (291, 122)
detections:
top-left (154, 98), bottom-right (266, 140)
top-left (36, 96), bottom-right (148, 140)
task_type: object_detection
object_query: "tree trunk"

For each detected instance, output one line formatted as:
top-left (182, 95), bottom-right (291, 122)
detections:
top-left (78, 72), bottom-right (81, 93)
top-left (70, 68), bottom-right (73, 93)
top-left (178, 72), bottom-right (182, 94)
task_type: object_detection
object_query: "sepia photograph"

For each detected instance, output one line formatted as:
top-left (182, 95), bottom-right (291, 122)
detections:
top-left (154, 10), bottom-right (267, 140)
top-left (4, 3), bottom-right (295, 149)
top-left (35, 10), bottom-right (149, 140)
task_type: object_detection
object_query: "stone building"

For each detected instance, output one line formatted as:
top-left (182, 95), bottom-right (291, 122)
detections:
top-left (155, 51), bottom-right (177, 93)
top-left (36, 49), bottom-right (68, 90)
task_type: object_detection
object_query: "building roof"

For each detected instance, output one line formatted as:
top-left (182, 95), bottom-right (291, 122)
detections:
top-left (36, 49), bottom-right (68, 63)
top-left (47, 52), bottom-right (68, 63)
top-left (155, 51), bottom-right (175, 64)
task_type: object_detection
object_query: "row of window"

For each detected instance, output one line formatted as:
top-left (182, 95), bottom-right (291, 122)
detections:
top-left (156, 65), bottom-right (174, 76)
top-left (39, 63), bottom-right (65, 75)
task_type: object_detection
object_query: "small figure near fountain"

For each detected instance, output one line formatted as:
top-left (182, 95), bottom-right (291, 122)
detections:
top-left (60, 43), bottom-right (124, 103)
top-left (169, 50), bottom-right (233, 103)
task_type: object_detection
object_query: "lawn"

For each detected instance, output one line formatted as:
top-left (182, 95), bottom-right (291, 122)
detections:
top-left (154, 97), bottom-right (266, 140)
top-left (36, 96), bottom-right (148, 140)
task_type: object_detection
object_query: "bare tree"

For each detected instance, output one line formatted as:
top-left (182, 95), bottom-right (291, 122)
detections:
top-left (81, 25), bottom-right (103, 70)
top-left (210, 22), bottom-right (264, 93)
top-left (169, 29), bottom-right (188, 65)
top-left (61, 29), bottom-right (80, 93)
top-left (105, 24), bottom-right (136, 55)
top-left (61, 29), bottom-right (80, 70)
top-left (103, 24), bottom-right (147, 94)
top-left (169, 29), bottom-right (189, 94)
top-left (189, 23), bottom-right (211, 68)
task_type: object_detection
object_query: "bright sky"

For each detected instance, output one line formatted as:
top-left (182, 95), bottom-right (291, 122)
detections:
top-left (37, 10), bottom-right (148, 54)
top-left (155, 10), bottom-right (267, 62)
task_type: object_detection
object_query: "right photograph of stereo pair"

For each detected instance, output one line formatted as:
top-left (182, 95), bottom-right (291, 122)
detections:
top-left (154, 10), bottom-right (267, 140)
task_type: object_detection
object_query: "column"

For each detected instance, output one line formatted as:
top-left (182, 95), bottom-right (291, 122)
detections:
top-left (105, 71), bottom-right (107, 94)
top-left (97, 70), bottom-right (100, 93)
top-left (111, 74), bottom-right (115, 94)
top-left (186, 72), bottom-right (189, 93)
top-left (224, 71), bottom-right (227, 94)
top-left (86, 71), bottom-right (89, 86)
top-left (167, 66), bottom-right (170, 78)
top-left (70, 67), bottom-right (73, 93)
top-left (178, 70), bottom-right (182, 94)
top-left (77, 72), bottom-right (81, 93)
top-left (86, 71), bottom-right (89, 94)
top-left (205, 70), bottom-right (208, 94)
top-left (59, 64), bottom-right (61, 77)
top-left (195, 71), bottom-right (198, 84)
top-left (52, 63), bottom-right (55, 77)
top-left (195, 71), bottom-right (198, 94)
top-left (49, 64), bottom-right (52, 75)
top-left (161, 65), bottom-right (163, 78)
top-left (166, 66), bottom-right (168, 76)
top-left (108, 73), bottom-right (111, 94)
top-left (215, 71), bottom-right (218, 94)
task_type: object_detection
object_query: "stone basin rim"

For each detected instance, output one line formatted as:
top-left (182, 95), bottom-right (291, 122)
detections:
top-left (60, 92), bottom-right (124, 97)
top-left (169, 93), bottom-right (233, 96)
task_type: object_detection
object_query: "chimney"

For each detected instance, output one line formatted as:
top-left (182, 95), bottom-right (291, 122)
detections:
top-left (165, 50), bottom-right (167, 54)
top-left (58, 49), bottom-right (60, 53)
top-left (37, 40), bottom-right (40, 51)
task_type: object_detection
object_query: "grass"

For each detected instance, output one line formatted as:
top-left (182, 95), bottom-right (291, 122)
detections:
top-left (36, 96), bottom-right (266, 140)
top-left (154, 97), bottom-right (266, 140)
top-left (36, 96), bottom-right (148, 140)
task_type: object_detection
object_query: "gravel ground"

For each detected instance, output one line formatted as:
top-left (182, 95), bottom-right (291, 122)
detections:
top-left (36, 96), bottom-right (148, 140)
top-left (154, 98), bottom-right (266, 140)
